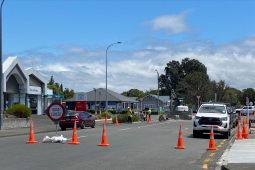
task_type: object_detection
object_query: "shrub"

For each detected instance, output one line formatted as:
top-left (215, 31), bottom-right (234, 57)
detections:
top-left (87, 109), bottom-right (95, 114)
top-left (107, 110), bottom-right (117, 114)
top-left (6, 104), bottom-right (31, 118)
top-left (100, 112), bottom-right (112, 119)
top-left (112, 114), bottom-right (139, 123)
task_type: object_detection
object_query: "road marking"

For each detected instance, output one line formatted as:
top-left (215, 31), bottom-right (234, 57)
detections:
top-left (204, 158), bottom-right (211, 162)
top-left (152, 124), bottom-right (158, 125)
top-left (119, 128), bottom-right (131, 131)
top-left (217, 145), bottom-right (222, 147)
top-left (202, 164), bottom-right (208, 169)
top-left (209, 153), bottom-right (215, 157)
top-left (68, 135), bottom-right (87, 140)
top-left (147, 125), bottom-right (152, 126)
top-left (220, 142), bottom-right (224, 144)
top-left (223, 139), bottom-right (226, 142)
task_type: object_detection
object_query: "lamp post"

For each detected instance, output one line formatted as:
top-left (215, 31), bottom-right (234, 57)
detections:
top-left (0, 0), bottom-right (5, 130)
top-left (106, 42), bottom-right (121, 111)
top-left (99, 91), bottom-right (101, 114)
top-left (155, 69), bottom-right (159, 116)
top-left (55, 83), bottom-right (59, 101)
top-left (93, 88), bottom-right (97, 115)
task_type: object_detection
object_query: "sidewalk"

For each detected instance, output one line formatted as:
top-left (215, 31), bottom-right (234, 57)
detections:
top-left (0, 115), bottom-right (111, 138)
top-left (222, 130), bottom-right (255, 170)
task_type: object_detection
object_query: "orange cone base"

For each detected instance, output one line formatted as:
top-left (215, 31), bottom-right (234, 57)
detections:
top-left (207, 147), bottom-right (217, 150)
top-left (242, 133), bottom-right (249, 139)
top-left (26, 141), bottom-right (38, 144)
top-left (175, 146), bottom-right (185, 149)
top-left (69, 142), bottom-right (80, 145)
top-left (115, 123), bottom-right (119, 126)
top-left (98, 143), bottom-right (110, 146)
top-left (235, 136), bottom-right (244, 140)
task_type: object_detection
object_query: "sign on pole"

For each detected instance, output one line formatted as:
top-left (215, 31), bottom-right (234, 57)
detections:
top-left (47, 102), bottom-right (65, 122)
top-left (196, 96), bottom-right (201, 110)
top-left (246, 97), bottom-right (249, 106)
top-left (196, 96), bottom-right (201, 100)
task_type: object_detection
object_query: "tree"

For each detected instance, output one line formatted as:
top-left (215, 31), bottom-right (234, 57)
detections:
top-left (63, 88), bottom-right (75, 100)
top-left (60, 84), bottom-right (63, 93)
top-left (48, 75), bottom-right (54, 85)
top-left (176, 72), bottom-right (210, 106)
top-left (240, 88), bottom-right (255, 106)
top-left (121, 89), bottom-right (143, 97)
top-left (161, 58), bottom-right (207, 95)
top-left (222, 88), bottom-right (242, 106)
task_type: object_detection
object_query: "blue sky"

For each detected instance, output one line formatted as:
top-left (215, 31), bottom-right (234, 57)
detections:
top-left (2, 0), bottom-right (255, 93)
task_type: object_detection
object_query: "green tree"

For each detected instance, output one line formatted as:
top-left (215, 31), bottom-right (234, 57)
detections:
top-left (240, 88), bottom-right (255, 105)
top-left (63, 88), bottom-right (74, 100)
top-left (161, 58), bottom-right (207, 96)
top-left (48, 75), bottom-right (54, 85)
top-left (222, 88), bottom-right (242, 106)
top-left (177, 72), bottom-right (210, 107)
top-left (60, 84), bottom-right (63, 93)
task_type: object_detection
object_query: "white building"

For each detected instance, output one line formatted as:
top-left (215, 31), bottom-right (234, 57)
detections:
top-left (3, 57), bottom-right (52, 115)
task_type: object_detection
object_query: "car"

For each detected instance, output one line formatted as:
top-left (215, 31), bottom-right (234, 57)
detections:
top-left (193, 103), bottom-right (231, 139)
top-left (59, 111), bottom-right (95, 131)
top-left (240, 106), bottom-right (255, 116)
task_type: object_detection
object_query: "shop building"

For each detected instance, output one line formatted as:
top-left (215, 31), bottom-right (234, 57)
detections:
top-left (3, 57), bottom-right (52, 115)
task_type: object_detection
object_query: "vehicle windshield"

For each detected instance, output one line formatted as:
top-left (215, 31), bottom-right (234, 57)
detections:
top-left (199, 105), bottom-right (226, 113)
top-left (243, 107), bottom-right (252, 109)
top-left (65, 112), bottom-right (79, 116)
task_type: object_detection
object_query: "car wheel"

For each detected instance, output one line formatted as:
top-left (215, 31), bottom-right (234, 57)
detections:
top-left (61, 127), bottom-right (66, 131)
top-left (81, 121), bottom-right (85, 129)
top-left (91, 120), bottom-right (95, 128)
top-left (193, 130), bottom-right (199, 138)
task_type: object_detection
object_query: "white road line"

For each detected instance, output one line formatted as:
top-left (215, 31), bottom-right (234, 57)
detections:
top-left (119, 128), bottom-right (131, 131)
top-left (152, 124), bottom-right (158, 125)
top-left (138, 126), bottom-right (147, 128)
top-left (147, 125), bottom-right (152, 126)
top-left (68, 135), bottom-right (88, 140)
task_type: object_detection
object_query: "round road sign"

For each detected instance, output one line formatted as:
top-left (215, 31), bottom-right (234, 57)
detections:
top-left (47, 102), bottom-right (65, 121)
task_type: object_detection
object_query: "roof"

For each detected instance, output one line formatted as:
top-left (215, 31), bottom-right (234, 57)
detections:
top-left (64, 88), bottom-right (138, 103)
top-left (144, 94), bottom-right (169, 103)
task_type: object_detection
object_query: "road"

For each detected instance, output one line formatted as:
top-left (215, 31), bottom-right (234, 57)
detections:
top-left (0, 117), bottom-right (237, 170)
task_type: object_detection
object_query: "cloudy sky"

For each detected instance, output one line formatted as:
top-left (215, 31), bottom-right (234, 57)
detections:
top-left (2, 0), bottom-right (255, 94)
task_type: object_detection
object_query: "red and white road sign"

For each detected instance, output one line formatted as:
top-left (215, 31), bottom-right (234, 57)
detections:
top-left (196, 96), bottom-right (201, 100)
top-left (139, 98), bottom-right (144, 102)
top-left (47, 102), bottom-right (65, 121)
top-left (246, 97), bottom-right (249, 106)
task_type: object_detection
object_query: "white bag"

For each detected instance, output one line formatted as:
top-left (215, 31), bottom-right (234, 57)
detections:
top-left (42, 136), bottom-right (52, 143)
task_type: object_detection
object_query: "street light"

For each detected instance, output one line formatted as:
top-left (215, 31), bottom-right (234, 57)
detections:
top-left (99, 91), bottom-right (101, 114)
top-left (155, 69), bottom-right (159, 116)
top-left (106, 42), bottom-right (121, 111)
top-left (0, 0), bottom-right (5, 130)
top-left (93, 88), bottom-right (97, 115)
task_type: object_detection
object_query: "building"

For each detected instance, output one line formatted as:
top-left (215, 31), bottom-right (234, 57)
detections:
top-left (3, 57), bottom-right (52, 115)
top-left (64, 88), bottom-right (138, 111)
top-left (136, 94), bottom-right (169, 111)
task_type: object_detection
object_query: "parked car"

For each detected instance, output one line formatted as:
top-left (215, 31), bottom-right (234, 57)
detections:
top-left (59, 111), bottom-right (95, 131)
top-left (241, 106), bottom-right (255, 116)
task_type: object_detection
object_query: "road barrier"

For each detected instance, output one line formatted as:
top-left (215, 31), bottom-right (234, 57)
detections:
top-left (99, 122), bottom-right (109, 146)
top-left (175, 124), bottom-right (185, 149)
top-left (207, 126), bottom-right (217, 150)
top-left (26, 120), bottom-right (38, 144)
top-left (115, 115), bottom-right (119, 126)
top-left (69, 121), bottom-right (80, 145)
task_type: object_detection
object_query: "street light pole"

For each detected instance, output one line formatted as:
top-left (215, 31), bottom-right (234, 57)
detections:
top-left (99, 91), bottom-right (101, 114)
top-left (0, 0), bottom-right (5, 130)
top-left (93, 88), bottom-right (97, 115)
top-left (155, 69), bottom-right (159, 116)
top-left (106, 42), bottom-right (121, 112)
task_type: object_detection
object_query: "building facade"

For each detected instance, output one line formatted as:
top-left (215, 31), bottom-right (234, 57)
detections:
top-left (136, 94), bottom-right (169, 111)
top-left (3, 57), bottom-right (52, 115)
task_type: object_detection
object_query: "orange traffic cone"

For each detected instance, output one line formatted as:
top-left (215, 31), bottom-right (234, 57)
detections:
top-left (235, 120), bottom-right (244, 140)
top-left (207, 126), bottom-right (217, 150)
top-left (147, 115), bottom-right (151, 124)
top-left (242, 117), bottom-right (249, 139)
top-left (175, 124), bottom-right (185, 149)
top-left (253, 111), bottom-right (255, 117)
top-left (26, 120), bottom-right (38, 143)
top-left (69, 121), bottom-right (80, 145)
top-left (105, 115), bottom-right (108, 123)
top-left (115, 115), bottom-right (119, 126)
top-left (99, 122), bottom-right (109, 146)
top-left (75, 107), bottom-right (76, 111)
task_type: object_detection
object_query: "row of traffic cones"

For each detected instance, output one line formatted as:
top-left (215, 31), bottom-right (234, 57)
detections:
top-left (26, 119), bottom-right (110, 146)
top-left (175, 125), bottom-right (217, 150)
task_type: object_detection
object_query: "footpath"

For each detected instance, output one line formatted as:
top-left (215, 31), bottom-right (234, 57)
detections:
top-left (221, 130), bottom-right (255, 170)
top-left (0, 114), bottom-right (111, 138)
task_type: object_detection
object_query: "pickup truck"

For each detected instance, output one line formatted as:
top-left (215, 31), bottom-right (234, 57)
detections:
top-left (239, 106), bottom-right (255, 116)
top-left (193, 103), bottom-right (236, 139)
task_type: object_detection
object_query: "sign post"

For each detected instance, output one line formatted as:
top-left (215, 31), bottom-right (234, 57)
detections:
top-left (196, 96), bottom-right (201, 110)
top-left (246, 97), bottom-right (250, 133)
top-left (47, 102), bottom-right (65, 136)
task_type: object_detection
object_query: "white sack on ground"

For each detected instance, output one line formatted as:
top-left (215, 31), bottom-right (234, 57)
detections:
top-left (42, 136), bottom-right (52, 143)
top-left (42, 135), bottom-right (67, 143)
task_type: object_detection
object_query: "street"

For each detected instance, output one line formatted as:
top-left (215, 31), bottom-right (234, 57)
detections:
top-left (0, 117), bottom-right (238, 170)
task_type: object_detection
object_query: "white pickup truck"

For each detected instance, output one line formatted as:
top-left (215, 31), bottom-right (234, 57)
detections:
top-left (239, 106), bottom-right (255, 116)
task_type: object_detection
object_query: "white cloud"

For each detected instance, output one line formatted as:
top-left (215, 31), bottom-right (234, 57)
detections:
top-left (7, 34), bottom-right (255, 94)
top-left (142, 10), bottom-right (198, 35)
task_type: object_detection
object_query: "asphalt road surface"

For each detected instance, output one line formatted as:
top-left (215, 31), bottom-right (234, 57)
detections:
top-left (0, 118), bottom-right (237, 170)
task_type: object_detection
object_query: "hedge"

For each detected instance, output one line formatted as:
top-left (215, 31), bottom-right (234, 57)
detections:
top-left (6, 104), bottom-right (31, 118)
top-left (112, 114), bottom-right (139, 123)
top-left (87, 109), bottom-right (117, 115)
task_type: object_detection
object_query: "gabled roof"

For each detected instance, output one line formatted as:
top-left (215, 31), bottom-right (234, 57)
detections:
top-left (144, 94), bottom-right (169, 103)
top-left (64, 88), bottom-right (138, 103)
